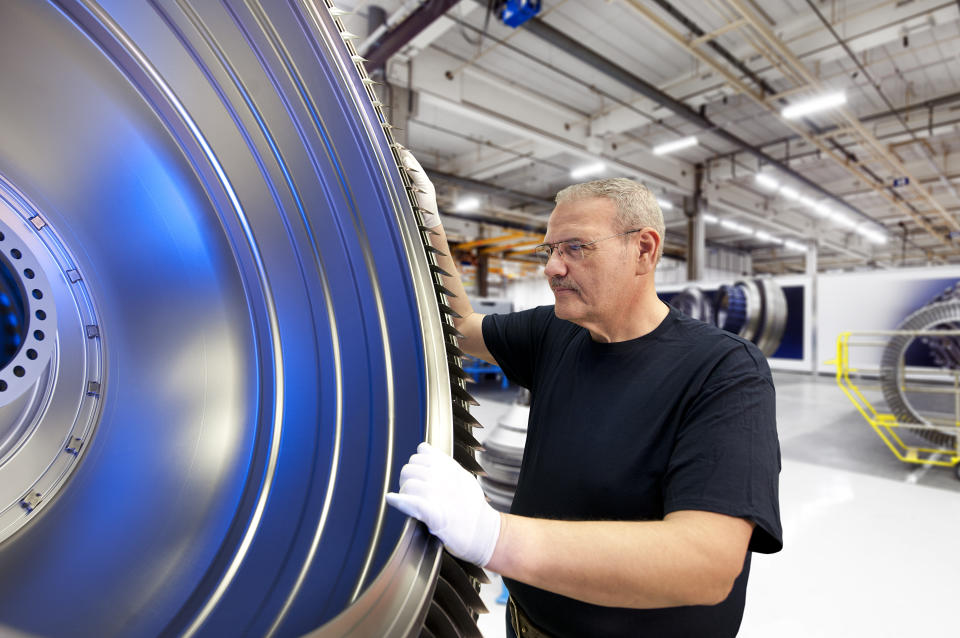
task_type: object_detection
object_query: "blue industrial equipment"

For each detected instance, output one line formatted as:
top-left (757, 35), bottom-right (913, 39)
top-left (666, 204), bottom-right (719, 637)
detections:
top-left (0, 2), bottom-right (483, 636)
top-left (498, 0), bottom-right (542, 27)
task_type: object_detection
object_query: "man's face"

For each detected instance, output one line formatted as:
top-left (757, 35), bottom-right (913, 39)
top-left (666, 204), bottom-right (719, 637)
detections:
top-left (542, 197), bottom-right (636, 331)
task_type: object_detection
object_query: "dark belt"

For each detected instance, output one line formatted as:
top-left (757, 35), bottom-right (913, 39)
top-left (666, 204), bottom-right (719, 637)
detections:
top-left (508, 597), bottom-right (553, 638)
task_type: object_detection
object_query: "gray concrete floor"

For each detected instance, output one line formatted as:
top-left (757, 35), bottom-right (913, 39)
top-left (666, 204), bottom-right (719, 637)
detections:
top-left (465, 370), bottom-right (960, 637)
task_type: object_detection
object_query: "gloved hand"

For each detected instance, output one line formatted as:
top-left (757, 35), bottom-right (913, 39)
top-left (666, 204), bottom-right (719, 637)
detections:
top-left (399, 148), bottom-right (441, 229)
top-left (386, 442), bottom-right (501, 566)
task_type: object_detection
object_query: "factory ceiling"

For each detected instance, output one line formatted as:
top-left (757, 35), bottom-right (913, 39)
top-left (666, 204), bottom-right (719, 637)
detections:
top-left (337, 0), bottom-right (960, 274)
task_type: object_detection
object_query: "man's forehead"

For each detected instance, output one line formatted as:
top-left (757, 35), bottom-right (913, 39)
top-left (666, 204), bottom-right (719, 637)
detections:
top-left (546, 197), bottom-right (616, 238)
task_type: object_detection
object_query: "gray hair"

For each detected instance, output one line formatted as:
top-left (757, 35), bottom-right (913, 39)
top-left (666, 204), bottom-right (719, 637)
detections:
top-left (555, 177), bottom-right (665, 261)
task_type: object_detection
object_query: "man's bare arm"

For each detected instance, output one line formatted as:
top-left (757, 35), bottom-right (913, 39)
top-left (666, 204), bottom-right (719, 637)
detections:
top-left (485, 510), bottom-right (755, 608)
top-left (387, 442), bottom-right (755, 609)
top-left (400, 148), bottom-right (493, 363)
top-left (427, 224), bottom-right (492, 363)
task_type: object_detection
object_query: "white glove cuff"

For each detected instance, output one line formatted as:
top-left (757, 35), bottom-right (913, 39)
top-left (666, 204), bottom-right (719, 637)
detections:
top-left (475, 507), bottom-right (502, 567)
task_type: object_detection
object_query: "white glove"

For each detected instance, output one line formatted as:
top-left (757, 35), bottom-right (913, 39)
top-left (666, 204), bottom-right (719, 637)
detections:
top-left (399, 148), bottom-right (441, 228)
top-left (386, 442), bottom-right (501, 566)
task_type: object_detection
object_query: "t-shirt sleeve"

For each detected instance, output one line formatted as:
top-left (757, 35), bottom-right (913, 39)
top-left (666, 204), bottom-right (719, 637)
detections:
top-left (481, 306), bottom-right (555, 390)
top-left (663, 342), bottom-right (783, 554)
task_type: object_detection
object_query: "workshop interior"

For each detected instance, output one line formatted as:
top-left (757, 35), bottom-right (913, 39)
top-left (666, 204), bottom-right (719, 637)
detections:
top-left (0, 1), bottom-right (959, 637)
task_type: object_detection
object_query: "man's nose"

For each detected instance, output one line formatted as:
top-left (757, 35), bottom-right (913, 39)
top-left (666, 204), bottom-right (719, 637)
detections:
top-left (543, 250), bottom-right (566, 277)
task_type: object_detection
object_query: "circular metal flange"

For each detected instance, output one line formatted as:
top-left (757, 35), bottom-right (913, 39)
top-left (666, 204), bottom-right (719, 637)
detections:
top-left (670, 286), bottom-right (714, 323)
top-left (753, 278), bottom-right (788, 357)
top-left (0, 179), bottom-right (102, 544)
top-left (0, 219), bottom-right (57, 401)
top-left (478, 392), bottom-right (530, 513)
top-left (918, 283), bottom-right (960, 369)
top-left (879, 300), bottom-right (960, 448)
top-left (0, 2), bottom-right (473, 636)
top-left (733, 279), bottom-right (762, 343)
top-left (715, 283), bottom-right (747, 335)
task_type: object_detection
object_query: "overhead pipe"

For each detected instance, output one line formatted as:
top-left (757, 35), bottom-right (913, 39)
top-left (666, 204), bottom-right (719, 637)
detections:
top-left (804, 0), bottom-right (960, 205)
top-left (724, 0), bottom-right (959, 237)
top-left (362, 0), bottom-right (463, 70)
top-left (610, 0), bottom-right (950, 248)
top-left (651, 1), bottom-right (896, 207)
top-left (427, 168), bottom-right (555, 209)
top-left (358, 1), bottom-right (423, 58)
top-left (518, 17), bottom-right (877, 226)
top-left (651, 0), bottom-right (774, 96)
top-left (646, 0), bottom-right (934, 258)
top-left (751, 90), bottom-right (960, 156)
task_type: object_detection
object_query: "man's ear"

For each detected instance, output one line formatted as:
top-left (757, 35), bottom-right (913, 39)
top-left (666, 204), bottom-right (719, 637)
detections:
top-left (635, 228), bottom-right (661, 275)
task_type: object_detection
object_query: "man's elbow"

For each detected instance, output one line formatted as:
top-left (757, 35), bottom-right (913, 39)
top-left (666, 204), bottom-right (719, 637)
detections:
top-left (689, 560), bottom-right (744, 606)
top-left (700, 573), bottom-right (739, 607)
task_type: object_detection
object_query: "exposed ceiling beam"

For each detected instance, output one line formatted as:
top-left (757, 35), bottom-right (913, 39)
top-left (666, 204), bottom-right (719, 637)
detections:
top-left (518, 15), bottom-right (877, 228)
top-left (426, 167), bottom-right (554, 208)
top-left (416, 90), bottom-right (690, 193)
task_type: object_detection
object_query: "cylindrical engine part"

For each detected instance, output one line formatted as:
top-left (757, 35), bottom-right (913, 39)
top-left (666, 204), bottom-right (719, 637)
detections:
top-left (479, 389), bottom-right (530, 513)
top-left (0, 2), bottom-right (480, 637)
top-left (753, 278), bottom-right (788, 357)
top-left (713, 279), bottom-right (787, 356)
top-left (880, 300), bottom-right (960, 449)
top-left (716, 280), bottom-right (761, 342)
top-left (670, 286), bottom-right (714, 323)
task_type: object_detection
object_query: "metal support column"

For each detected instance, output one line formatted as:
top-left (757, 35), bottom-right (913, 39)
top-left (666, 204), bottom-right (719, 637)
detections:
top-left (685, 164), bottom-right (706, 281)
top-left (806, 240), bottom-right (818, 276)
top-left (477, 253), bottom-right (489, 297)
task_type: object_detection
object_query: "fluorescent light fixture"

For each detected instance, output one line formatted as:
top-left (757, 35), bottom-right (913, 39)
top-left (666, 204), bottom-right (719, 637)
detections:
top-left (858, 225), bottom-right (888, 244)
top-left (754, 173), bottom-right (780, 191)
top-left (754, 231), bottom-right (784, 246)
top-left (812, 202), bottom-right (832, 218)
top-left (657, 198), bottom-right (674, 210)
top-left (782, 91), bottom-right (847, 119)
top-left (652, 136), bottom-right (698, 155)
top-left (830, 212), bottom-right (858, 230)
top-left (720, 219), bottom-right (754, 236)
top-left (783, 239), bottom-right (807, 252)
top-left (702, 212), bottom-right (718, 223)
top-left (454, 197), bottom-right (480, 212)
top-left (798, 196), bottom-right (816, 209)
top-left (780, 186), bottom-right (800, 201)
top-left (570, 161), bottom-right (606, 180)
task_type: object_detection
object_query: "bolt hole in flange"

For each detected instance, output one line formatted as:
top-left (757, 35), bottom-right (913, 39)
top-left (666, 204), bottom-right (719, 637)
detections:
top-left (0, 253), bottom-right (27, 367)
top-left (0, 183), bottom-right (102, 547)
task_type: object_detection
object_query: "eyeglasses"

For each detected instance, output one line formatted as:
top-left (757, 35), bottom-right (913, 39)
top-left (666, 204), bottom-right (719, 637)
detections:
top-left (533, 229), bottom-right (642, 263)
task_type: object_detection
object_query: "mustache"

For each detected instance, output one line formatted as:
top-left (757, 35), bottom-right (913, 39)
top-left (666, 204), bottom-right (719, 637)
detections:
top-left (549, 277), bottom-right (579, 292)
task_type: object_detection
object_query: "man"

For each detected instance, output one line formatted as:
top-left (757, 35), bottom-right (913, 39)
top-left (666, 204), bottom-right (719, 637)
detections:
top-left (388, 150), bottom-right (782, 638)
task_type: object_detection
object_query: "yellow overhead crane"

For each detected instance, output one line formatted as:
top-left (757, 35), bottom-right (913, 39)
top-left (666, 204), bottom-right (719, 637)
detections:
top-left (452, 231), bottom-right (533, 251)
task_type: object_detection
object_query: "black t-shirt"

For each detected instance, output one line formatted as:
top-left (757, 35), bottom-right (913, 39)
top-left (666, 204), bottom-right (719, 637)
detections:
top-left (482, 305), bottom-right (782, 638)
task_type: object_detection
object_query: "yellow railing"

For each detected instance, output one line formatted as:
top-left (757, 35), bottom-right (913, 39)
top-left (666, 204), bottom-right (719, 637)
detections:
top-left (829, 330), bottom-right (960, 474)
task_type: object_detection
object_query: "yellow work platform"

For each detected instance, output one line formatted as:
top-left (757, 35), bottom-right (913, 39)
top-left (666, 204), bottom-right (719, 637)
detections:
top-left (830, 330), bottom-right (960, 480)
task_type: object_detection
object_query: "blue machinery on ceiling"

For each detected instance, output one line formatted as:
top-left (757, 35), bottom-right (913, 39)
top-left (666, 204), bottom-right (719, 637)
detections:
top-left (496, 0), bottom-right (542, 28)
top-left (0, 2), bottom-right (483, 637)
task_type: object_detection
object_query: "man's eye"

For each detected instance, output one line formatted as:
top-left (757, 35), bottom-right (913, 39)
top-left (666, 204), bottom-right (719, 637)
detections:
top-left (566, 243), bottom-right (583, 254)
